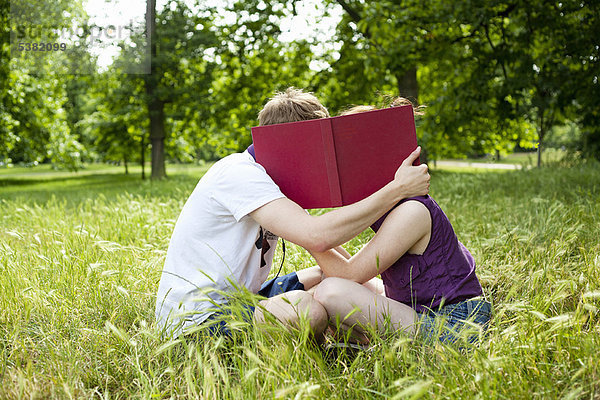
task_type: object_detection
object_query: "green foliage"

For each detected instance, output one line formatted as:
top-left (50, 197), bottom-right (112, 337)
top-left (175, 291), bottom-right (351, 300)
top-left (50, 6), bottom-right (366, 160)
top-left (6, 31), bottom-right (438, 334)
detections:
top-left (1, 163), bottom-right (599, 398)
top-left (1, 0), bottom-right (87, 170)
top-left (315, 0), bottom-right (600, 163)
top-left (141, 0), bottom-right (220, 171)
top-left (2, 0), bottom-right (599, 170)
top-left (0, 0), bottom-right (13, 161)
top-left (80, 71), bottom-right (147, 170)
top-left (204, 0), bottom-right (317, 158)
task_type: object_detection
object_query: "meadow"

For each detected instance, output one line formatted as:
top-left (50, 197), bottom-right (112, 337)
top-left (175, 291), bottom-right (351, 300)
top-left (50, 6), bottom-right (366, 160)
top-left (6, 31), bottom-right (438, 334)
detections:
top-left (0, 160), bottom-right (599, 399)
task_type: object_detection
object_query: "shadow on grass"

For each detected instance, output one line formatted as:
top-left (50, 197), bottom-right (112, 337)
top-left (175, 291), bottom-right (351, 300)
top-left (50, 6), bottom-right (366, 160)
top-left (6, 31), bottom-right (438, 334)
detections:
top-left (0, 174), bottom-right (121, 187)
top-left (0, 172), bottom-right (201, 205)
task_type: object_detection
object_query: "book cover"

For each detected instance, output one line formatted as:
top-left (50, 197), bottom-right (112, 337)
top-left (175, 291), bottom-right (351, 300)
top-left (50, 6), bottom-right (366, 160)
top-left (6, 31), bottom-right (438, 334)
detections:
top-left (251, 105), bottom-right (419, 209)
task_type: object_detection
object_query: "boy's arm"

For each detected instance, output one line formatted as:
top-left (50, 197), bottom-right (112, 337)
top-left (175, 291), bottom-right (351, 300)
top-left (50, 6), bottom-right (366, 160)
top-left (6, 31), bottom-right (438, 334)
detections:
top-left (250, 147), bottom-right (429, 253)
top-left (308, 201), bottom-right (431, 283)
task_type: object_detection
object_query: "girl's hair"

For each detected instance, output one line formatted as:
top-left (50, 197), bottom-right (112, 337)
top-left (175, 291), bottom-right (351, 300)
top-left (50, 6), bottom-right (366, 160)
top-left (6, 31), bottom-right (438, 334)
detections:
top-left (338, 105), bottom-right (378, 116)
top-left (258, 87), bottom-right (330, 126)
top-left (339, 96), bottom-right (425, 116)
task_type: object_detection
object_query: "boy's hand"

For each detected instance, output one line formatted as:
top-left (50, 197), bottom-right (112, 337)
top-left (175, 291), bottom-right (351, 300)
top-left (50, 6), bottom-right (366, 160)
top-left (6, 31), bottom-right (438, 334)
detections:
top-left (393, 146), bottom-right (430, 198)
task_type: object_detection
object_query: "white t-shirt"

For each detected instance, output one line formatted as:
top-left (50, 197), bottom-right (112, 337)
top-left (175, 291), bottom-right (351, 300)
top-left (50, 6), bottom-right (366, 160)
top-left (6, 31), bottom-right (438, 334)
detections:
top-left (155, 150), bottom-right (285, 336)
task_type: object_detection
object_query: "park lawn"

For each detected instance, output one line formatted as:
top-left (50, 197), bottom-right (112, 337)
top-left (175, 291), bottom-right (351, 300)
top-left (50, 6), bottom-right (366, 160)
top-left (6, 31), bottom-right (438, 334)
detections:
top-left (0, 161), bottom-right (599, 399)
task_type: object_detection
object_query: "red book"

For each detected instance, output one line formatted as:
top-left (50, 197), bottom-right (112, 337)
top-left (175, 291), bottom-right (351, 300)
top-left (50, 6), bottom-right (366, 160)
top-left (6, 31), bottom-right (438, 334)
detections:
top-left (251, 105), bottom-right (419, 209)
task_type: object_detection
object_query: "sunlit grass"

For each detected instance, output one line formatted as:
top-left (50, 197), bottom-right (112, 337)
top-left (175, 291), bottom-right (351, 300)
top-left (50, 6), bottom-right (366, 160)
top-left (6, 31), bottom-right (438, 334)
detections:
top-left (1, 161), bottom-right (599, 398)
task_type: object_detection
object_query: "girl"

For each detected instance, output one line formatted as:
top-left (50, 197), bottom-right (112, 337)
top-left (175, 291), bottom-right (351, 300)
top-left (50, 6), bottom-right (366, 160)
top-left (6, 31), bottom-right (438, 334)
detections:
top-left (311, 100), bottom-right (491, 344)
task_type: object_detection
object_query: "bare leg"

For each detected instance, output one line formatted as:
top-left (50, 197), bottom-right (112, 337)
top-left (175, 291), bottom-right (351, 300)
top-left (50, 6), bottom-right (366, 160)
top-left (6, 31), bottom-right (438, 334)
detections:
top-left (298, 266), bottom-right (385, 295)
top-left (295, 266), bottom-right (323, 290)
top-left (253, 290), bottom-right (328, 336)
top-left (313, 277), bottom-right (417, 337)
top-left (362, 277), bottom-right (385, 296)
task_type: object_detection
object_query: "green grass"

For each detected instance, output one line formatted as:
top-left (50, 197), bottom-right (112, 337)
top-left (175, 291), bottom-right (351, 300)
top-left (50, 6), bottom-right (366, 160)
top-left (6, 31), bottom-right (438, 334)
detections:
top-left (1, 161), bottom-right (599, 399)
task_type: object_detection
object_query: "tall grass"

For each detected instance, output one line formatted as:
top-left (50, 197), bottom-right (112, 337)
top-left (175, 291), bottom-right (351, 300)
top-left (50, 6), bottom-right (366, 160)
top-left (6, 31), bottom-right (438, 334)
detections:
top-left (0, 162), bottom-right (599, 399)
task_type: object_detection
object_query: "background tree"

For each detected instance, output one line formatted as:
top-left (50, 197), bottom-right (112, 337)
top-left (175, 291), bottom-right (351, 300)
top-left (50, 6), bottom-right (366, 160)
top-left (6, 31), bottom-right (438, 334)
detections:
top-left (143, 0), bottom-right (218, 179)
top-left (323, 0), bottom-right (600, 165)
top-left (0, 0), bottom-right (14, 164)
top-left (1, 0), bottom-right (87, 169)
top-left (202, 0), bottom-right (317, 158)
top-left (80, 69), bottom-right (147, 175)
top-left (2, 0), bottom-right (598, 172)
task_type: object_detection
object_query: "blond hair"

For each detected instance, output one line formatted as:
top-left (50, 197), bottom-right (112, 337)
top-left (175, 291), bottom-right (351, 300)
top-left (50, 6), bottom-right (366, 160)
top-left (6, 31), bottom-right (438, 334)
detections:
top-left (339, 96), bottom-right (425, 116)
top-left (338, 105), bottom-right (377, 116)
top-left (258, 87), bottom-right (329, 126)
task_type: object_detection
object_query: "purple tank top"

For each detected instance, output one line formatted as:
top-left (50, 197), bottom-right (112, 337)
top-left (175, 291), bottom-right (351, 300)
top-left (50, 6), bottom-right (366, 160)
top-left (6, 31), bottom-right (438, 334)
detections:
top-left (371, 195), bottom-right (483, 312)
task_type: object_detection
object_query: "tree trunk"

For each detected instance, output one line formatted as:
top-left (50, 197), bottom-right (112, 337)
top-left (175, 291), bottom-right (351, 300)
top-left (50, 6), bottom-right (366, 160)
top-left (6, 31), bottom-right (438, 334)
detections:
top-left (149, 98), bottom-right (167, 179)
top-left (124, 154), bottom-right (129, 175)
top-left (145, 0), bottom-right (166, 179)
top-left (537, 128), bottom-right (544, 168)
top-left (396, 67), bottom-right (427, 163)
top-left (397, 67), bottom-right (419, 104)
top-left (141, 136), bottom-right (146, 180)
top-left (537, 112), bottom-right (545, 168)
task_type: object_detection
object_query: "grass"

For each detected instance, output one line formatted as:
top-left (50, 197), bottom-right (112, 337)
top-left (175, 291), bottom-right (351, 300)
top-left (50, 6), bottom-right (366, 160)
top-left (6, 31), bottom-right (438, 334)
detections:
top-left (1, 161), bottom-right (599, 399)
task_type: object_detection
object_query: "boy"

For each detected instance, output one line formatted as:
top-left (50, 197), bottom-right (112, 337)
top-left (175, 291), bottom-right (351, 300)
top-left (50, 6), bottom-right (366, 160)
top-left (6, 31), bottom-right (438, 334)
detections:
top-left (155, 88), bottom-right (430, 337)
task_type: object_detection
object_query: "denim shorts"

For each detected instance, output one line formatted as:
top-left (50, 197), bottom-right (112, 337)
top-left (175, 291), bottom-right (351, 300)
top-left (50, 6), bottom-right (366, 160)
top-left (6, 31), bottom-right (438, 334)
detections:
top-left (200, 272), bottom-right (305, 337)
top-left (417, 298), bottom-right (492, 345)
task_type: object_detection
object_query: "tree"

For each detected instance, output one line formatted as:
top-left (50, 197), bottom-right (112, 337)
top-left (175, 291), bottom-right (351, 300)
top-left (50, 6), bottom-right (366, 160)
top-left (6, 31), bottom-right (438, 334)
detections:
top-left (313, 0), bottom-right (599, 164)
top-left (348, 1), bottom-right (420, 99)
top-left (1, 0), bottom-right (87, 169)
top-left (142, 0), bottom-right (218, 179)
top-left (79, 69), bottom-right (147, 175)
top-left (417, 0), bottom-right (599, 165)
top-left (555, 1), bottom-right (600, 161)
top-left (201, 0), bottom-right (317, 158)
top-left (0, 1), bottom-right (14, 164)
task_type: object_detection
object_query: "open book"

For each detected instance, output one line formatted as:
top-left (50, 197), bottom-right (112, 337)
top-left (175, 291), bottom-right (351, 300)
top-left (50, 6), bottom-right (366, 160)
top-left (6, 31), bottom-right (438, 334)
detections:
top-left (251, 105), bottom-right (419, 209)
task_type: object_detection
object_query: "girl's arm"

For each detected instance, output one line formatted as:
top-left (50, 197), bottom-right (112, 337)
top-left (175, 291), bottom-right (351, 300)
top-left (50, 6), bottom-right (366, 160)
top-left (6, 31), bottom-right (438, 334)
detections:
top-left (309, 200), bottom-right (431, 283)
top-left (333, 245), bottom-right (351, 259)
